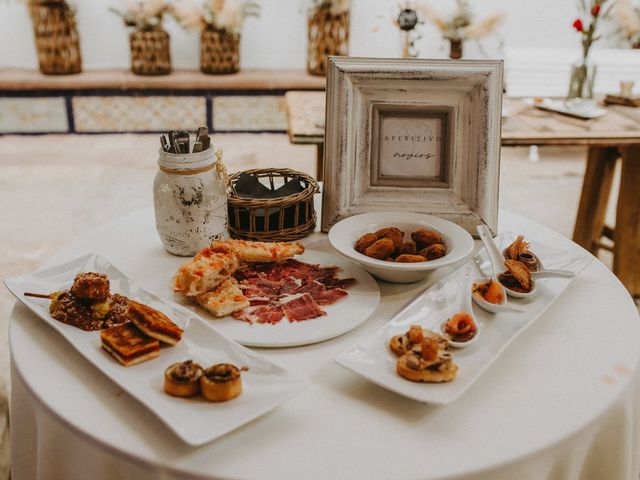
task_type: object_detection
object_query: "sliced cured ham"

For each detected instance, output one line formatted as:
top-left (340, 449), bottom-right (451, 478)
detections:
top-left (281, 294), bottom-right (326, 322)
top-left (232, 304), bottom-right (285, 325)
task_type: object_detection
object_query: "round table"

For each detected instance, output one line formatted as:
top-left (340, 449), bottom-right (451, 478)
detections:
top-left (9, 209), bottom-right (640, 480)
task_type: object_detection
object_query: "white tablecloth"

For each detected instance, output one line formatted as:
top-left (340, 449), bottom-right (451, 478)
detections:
top-left (9, 209), bottom-right (640, 480)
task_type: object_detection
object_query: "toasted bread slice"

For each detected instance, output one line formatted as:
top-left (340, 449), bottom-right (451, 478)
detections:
top-left (504, 259), bottom-right (532, 291)
top-left (213, 239), bottom-right (304, 263)
top-left (195, 278), bottom-right (249, 318)
top-left (173, 245), bottom-right (239, 297)
top-left (396, 352), bottom-right (458, 383)
top-left (100, 323), bottom-right (160, 366)
top-left (127, 301), bottom-right (183, 345)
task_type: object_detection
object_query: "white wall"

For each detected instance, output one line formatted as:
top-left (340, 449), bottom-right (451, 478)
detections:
top-left (0, 0), bottom-right (623, 70)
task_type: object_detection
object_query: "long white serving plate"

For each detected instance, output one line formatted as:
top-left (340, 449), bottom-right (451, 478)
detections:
top-left (4, 253), bottom-right (308, 446)
top-left (336, 233), bottom-right (593, 404)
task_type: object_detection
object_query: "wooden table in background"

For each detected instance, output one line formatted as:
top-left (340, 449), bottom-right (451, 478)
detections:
top-left (284, 91), bottom-right (640, 297)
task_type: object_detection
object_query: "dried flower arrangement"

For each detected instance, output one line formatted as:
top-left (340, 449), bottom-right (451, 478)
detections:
top-left (308, 0), bottom-right (350, 16)
top-left (173, 0), bottom-right (259, 74)
top-left (306, 0), bottom-right (351, 75)
top-left (111, 0), bottom-right (172, 75)
top-left (172, 0), bottom-right (260, 34)
top-left (422, 0), bottom-right (503, 59)
top-left (611, 0), bottom-right (640, 48)
top-left (25, 0), bottom-right (82, 74)
top-left (110, 0), bottom-right (170, 31)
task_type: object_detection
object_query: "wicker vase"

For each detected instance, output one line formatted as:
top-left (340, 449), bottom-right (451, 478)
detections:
top-left (307, 6), bottom-right (349, 76)
top-left (200, 28), bottom-right (240, 74)
top-left (29, 0), bottom-right (82, 75)
top-left (130, 29), bottom-right (171, 76)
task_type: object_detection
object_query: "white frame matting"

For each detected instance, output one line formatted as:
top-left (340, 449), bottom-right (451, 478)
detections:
top-left (321, 57), bottom-right (504, 235)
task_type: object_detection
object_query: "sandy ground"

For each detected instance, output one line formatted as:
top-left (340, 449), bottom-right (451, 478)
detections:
top-left (0, 133), bottom-right (629, 478)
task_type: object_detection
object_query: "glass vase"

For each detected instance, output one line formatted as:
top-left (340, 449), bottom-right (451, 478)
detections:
top-left (567, 59), bottom-right (596, 100)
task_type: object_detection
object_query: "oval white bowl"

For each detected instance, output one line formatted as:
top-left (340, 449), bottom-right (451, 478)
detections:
top-left (328, 212), bottom-right (475, 283)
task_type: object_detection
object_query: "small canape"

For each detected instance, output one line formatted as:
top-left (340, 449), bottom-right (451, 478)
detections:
top-left (389, 325), bottom-right (448, 357)
top-left (443, 312), bottom-right (478, 344)
top-left (200, 363), bottom-right (246, 402)
top-left (472, 279), bottom-right (505, 305)
top-left (164, 360), bottom-right (203, 398)
top-left (498, 260), bottom-right (533, 294)
top-left (396, 337), bottom-right (458, 383)
top-left (504, 236), bottom-right (539, 272)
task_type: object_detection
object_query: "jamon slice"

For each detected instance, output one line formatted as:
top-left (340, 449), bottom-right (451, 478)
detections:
top-left (232, 304), bottom-right (285, 324)
top-left (295, 280), bottom-right (348, 306)
top-left (282, 293), bottom-right (326, 322)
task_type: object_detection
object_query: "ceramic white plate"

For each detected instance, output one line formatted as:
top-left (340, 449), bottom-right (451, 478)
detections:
top-left (336, 233), bottom-right (592, 404)
top-left (328, 212), bottom-right (475, 283)
top-left (184, 250), bottom-right (380, 348)
top-left (4, 254), bottom-right (308, 446)
top-left (524, 97), bottom-right (607, 120)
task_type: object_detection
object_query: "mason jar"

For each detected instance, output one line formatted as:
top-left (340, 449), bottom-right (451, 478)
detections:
top-left (153, 147), bottom-right (228, 256)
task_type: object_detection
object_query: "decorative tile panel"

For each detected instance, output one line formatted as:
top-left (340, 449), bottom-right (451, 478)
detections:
top-left (213, 96), bottom-right (287, 131)
top-left (72, 96), bottom-right (206, 132)
top-left (0, 97), bottom-right (68, 133)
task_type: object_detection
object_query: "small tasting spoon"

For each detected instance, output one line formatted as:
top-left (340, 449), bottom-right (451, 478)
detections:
top-left (476, 225), bottom-right (537, 299)
top-left (439, 266), bottom-right (481, 349)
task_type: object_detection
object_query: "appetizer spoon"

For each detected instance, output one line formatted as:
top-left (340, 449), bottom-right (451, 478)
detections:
top-left (439, 267), bottom-right (481, 349)
top-left (471, 278), bottom-right (525, 314)
top-left (476, 225), bottom-right (538, 299)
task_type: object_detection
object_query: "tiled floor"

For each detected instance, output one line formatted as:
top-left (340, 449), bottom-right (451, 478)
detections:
top-left (0, 133), bottom-right (628, 479)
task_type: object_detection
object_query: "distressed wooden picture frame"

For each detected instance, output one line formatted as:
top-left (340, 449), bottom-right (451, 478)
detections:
top-left (321, 57), bottom-right (504, 235)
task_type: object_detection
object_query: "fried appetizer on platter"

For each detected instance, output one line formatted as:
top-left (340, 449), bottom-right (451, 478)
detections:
top-left (395, 254), bottom-right (427, 263)
top-left (389, 325), bottom-right (448, 357)
top-left (419, 244), bottom-right (446, 261)
top-left (100, 323), bottom-right (160, 366)
top-left (363, 237), bottom-right (395, 260)
top-left (164, 360), bottom-right (203, 397)
top-left (127, 301), bottom-right (183, 346)
top-left (499, 259), bottom-right (533, 293)
top-left (195, 278), bottom-right (249, 318)
top-left (173, 245), bottom-right (239, 297)
top-left (354, 233), bottom-right (379, 253)
top-left (411, 229), bottom-right (444, 250)
top-left (374, 227), bottom-right (404, 249)
top-left (70, 272), bottom-right (111, 301)
top-left (200, 363), bottom-right (246, 402)
top-left (396, 337), bottom-right (458, 383)
top-left (212, 239), bottom-right (304, 263)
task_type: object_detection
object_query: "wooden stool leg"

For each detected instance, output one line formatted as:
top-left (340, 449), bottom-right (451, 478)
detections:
top-left (572, 146), bottom-right (618, 253)
top-left (613, 144), bottom-right (640, 298)
top-left (316, 143), bottom-right (324, 182)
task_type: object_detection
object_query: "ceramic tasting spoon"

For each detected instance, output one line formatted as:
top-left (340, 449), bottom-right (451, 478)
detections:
top-left (439, 266), bottom-right (481, 349)
top-left (476, 224), bottom-right (538, 299)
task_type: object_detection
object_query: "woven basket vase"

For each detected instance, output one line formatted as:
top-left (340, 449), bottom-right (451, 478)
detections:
top-left (200, 28), bottom-right (240, 74)
top-left (227, 168), bottom-right (320, 242)
top-left (307, 6), bottom-right (349, 76)
top-left (130, 29), bottom-right (171, 76)
top-left (29, 0), bottom-right (82, 75)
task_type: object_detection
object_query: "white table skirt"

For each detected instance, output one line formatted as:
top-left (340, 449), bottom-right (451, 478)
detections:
top-left (9, 209), bottom-right (640, 480)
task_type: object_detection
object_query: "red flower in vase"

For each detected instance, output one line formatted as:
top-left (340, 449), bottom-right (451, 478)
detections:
top-left (591, 5), bottom-right (601, 16)
top-left (572, 19), bottom-right (584, 32)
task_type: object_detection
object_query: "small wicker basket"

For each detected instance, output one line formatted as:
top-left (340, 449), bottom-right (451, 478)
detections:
top-left (129, 29), bottom-right (171, 76)
top-left (227, 169), bottom-right (319, 242)
top-left (200, 28), bottom-right (240, 74)
top-left (307, 5), bottom-right (349, 76)
top-left (29, 0), bottom-right (82, 75)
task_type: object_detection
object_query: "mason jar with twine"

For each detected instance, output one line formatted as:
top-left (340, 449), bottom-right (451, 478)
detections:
top-left (129, 29), bottom-right (172, 75)
top-left (307, 5), bottom-right (349, 76)
top-left (153, 147), bottom-right (229, 256)
top-left (29, 0), bottom-right (82, 75)
top-left (200, 28), bottom-right (240, 74)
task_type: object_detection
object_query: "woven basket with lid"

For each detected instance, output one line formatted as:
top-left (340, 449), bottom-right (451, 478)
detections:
top-left (29, 0), bottom-right (82, 75)
top-left (200, 28), bottom-right (240, 74)
top-left (227, 168), bottom-right (319, 242)
top-left (307, 5), bottom-right (349, 76)
top-left (130, 29), bottom-right (171, 76)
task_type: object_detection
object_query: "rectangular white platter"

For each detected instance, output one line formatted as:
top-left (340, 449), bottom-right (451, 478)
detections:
top-left (336, 233), bottom-right (593, 404)
top-left (4, 253), bottom-right (308, 446)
